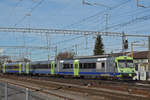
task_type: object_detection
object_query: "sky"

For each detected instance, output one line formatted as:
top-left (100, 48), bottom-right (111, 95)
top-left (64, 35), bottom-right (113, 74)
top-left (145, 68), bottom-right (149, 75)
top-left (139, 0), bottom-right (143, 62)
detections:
top-left (0, 0), bottom-right (150, 61)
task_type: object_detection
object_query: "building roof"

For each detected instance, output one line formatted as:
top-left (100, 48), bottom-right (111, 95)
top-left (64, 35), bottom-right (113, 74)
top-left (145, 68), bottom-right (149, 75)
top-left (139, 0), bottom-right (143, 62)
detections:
top-left (132, 51), bottom-right (149, 59)
top-left (74, 51), bottom-right (149, 59)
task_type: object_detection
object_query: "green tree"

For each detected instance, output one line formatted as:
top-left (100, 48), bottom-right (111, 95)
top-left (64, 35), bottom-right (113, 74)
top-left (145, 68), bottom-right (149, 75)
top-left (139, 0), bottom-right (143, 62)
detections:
top-left (94, 35), bottom-right (104, 55)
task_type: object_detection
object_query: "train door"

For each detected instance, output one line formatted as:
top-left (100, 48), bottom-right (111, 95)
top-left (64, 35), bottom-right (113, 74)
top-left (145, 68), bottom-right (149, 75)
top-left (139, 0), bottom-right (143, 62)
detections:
top-left (3, 64), bottom-right (5, 73)
top-left (19, 63), bottom-right (22, 74)
top-left (96, 62), bottom-right (102, 72)
top-left (97, 62), bottom-right (106, 71)
top-left (26, 63), bottom-right (29, 74)
top-left (0, 65), bottom-right (1, 73)
top-left (51, 61), bottom-right (55, 75)
top-left (73, 60), bottom-right (79, 76)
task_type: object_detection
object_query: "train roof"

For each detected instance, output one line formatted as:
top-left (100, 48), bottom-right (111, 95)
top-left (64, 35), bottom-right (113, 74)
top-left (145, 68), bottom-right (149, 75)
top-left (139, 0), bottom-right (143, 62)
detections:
top-left (74, 54), bottom-right (110, 59)
top-left (59, 57), bottom-right (107, 63)
top-left (4, 62), bottom-right (25, 66)
top-left (30, 60), bottom-right (54, 64)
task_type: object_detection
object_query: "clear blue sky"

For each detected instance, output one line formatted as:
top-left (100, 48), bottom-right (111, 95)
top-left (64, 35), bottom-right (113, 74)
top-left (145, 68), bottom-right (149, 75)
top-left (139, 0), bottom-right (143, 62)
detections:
top-left (0, 0), bottom-right (150, 61)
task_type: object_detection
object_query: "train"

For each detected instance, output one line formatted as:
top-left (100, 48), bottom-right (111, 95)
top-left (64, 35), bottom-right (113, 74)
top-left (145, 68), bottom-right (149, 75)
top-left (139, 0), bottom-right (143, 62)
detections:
top-left (0, 55), bottom-right (136, 79)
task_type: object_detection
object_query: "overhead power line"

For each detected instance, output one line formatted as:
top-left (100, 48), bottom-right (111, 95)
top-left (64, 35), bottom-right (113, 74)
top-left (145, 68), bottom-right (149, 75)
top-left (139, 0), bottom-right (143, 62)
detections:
top-left (0, 45), bottom-right (55, 50)
top-left (65, 0), bottom-right (131, 29)
top-left (101, 14), bottom-right (150, 31)
top-left (82, 0), bottom-right (111, 9)
top-left (0, 27), bottom-right (149, 37)
top-left (0, 27), bottom-right (122, 36)
top-left (14, 0), bottom-right (45, 26)
top-left (137, 0), bottom-right (150, 8)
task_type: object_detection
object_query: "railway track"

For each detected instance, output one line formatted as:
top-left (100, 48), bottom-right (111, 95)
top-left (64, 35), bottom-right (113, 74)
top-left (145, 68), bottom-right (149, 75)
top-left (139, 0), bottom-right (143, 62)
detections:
top-left (0, 74), bottom-right (150, 100)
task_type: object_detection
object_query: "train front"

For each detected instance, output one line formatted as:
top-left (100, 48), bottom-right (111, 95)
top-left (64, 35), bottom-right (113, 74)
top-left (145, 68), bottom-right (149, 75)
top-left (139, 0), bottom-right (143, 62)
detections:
top-left (115, 56), bottom-right (136, 79)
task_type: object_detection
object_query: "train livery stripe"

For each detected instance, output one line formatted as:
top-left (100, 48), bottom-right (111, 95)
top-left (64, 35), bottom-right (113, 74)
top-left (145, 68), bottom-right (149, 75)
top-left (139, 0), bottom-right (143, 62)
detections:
top-left (19, 63), bottom-right (22, 74)
top-left (30, 70), bottom-right (58, 74)
top-left (73, 60), bottom-right (79, 76)
top-left (59, 72), bottom-right (121, 76)
top-left (5, 70), bottom-right (19, 73)
top-left (51, 61), bottom-right (55, 75)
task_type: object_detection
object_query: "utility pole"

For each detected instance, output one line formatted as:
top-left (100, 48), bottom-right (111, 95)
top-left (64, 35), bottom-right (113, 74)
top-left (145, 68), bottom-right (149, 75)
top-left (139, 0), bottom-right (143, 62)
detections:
top-left (55, 46), bottom-right (57, 61)
top-left (137, 0), bottom-right (148, 8)
top-left (105, 14), bottom-right (109, 32)
top-left (22, 32), bottom-right (26, 62)
top-left (122, 32), bottom-right (126, 55)
top-left (131, 43), bottom-right (133, 58)
top-left (148, 36), bottom-right (150, 71)
top-left (46, 33), bottom-right (50, 67)
top-left (85, 35), bottom-right (88, 49)
top-left (75, 44), bottom-right (78, 55)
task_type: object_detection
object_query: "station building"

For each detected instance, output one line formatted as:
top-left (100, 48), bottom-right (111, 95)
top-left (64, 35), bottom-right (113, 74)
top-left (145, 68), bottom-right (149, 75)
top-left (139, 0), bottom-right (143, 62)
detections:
top-left (127, 51), bottom-right (150, 80)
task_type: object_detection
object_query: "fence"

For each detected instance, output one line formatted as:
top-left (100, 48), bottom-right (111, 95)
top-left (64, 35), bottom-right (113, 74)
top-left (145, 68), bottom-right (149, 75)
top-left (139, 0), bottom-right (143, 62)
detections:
top-left (0, 82), bottom-right (50, 100)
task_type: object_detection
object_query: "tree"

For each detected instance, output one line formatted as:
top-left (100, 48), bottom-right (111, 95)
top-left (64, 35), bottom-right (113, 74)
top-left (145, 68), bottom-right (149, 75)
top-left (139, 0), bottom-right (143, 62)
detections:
top-left (93, 35), bottom-right (104, 55)
top-left (57, 51), bottom-right (75, 60)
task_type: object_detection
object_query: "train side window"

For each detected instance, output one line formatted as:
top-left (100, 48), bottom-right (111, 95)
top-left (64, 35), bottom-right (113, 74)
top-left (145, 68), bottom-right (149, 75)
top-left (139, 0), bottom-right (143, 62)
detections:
top-left (92, 63), bottom-right (96, 69)
top-left (68, 64), bottom-right (71, 69)
top-left (45, 64), bottom-right (49, 69)
top-left (67, 64), bottom-right (70, 69)
top-left (88, 63), bottom-right (91, 68)
top-left (49, 64), bottom-right (51, 68)
top-left (102, 62), bottom-right (105, 68)
top-left (79, 63), bottom-right (82, 69)
top-left (71, 64), bottom-right (73, 68)
top-left (84, 63), bottom-right (88, 69)
top-left (55, 64), bottom-right (57, 68)
top-left (93, 63), bottom-right (96, 68)
top-left (63, 64), bottom-right (66, 69)
top-left (64, 64), bottom-right (67, 69)
top-left (63, 64), bottom-right (70, 69)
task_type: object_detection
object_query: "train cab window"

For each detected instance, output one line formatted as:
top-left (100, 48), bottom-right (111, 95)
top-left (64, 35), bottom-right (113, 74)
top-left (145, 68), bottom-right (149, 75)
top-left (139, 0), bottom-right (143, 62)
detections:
top-left (102, 62), bottom-right (105, 68)
top-left (115, 63), bottom-right (117, 68)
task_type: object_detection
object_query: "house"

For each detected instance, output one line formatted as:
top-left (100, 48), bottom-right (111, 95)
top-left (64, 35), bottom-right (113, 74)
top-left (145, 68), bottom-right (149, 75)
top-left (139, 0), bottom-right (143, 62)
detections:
top-left (127, 51), bottom-right (149, 71)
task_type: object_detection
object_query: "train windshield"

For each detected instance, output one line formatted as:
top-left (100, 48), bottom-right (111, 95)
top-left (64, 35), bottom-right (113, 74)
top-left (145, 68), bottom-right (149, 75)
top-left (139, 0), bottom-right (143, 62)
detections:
top-left (118, 60), bottom-right (134, 68)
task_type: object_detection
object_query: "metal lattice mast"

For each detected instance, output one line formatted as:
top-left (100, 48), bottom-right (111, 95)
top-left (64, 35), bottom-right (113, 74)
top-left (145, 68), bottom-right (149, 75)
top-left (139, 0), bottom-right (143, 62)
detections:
top-left (0, 27), bottom-right (149, 37)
